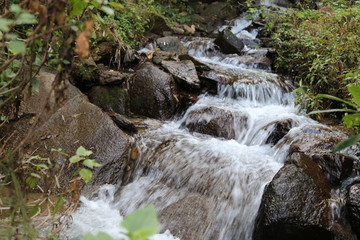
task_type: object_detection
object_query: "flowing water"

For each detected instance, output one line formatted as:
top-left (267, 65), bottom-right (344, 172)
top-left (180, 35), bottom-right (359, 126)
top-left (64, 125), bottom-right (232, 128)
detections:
top-left (62, 14), bottom-right (323, 240)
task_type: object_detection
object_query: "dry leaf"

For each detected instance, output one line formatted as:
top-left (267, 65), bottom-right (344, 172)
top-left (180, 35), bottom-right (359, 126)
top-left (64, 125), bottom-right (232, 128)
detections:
top-left (75, 21), bottom-right (94, 59)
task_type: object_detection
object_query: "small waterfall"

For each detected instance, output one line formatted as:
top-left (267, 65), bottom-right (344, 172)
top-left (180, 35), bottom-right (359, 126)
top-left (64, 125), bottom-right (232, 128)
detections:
top-left (62, 14), bottom-right (325, 240)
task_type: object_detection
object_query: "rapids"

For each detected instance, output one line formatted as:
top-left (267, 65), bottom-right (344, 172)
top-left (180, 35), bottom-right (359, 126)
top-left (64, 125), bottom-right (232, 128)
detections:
top-left (61, 13), bottom-right (325, 240)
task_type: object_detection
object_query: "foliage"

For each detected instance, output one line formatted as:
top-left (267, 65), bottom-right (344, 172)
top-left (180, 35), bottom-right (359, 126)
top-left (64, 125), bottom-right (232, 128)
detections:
top-left (310, 85), bottom-right (360, 151)
top-left (267, 3), bottom-right (360, 112)
top-left (81, 205), bottom-right (160, 240)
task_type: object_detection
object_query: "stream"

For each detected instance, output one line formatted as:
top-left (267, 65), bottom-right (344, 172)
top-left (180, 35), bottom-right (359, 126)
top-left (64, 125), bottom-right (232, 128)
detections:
top-left (62, 14), bottom-right (336, 240)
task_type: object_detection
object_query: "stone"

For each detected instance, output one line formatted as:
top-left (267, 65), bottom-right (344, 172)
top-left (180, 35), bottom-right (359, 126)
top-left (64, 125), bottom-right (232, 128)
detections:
top-left (214, 28), bottom-right (245, 55)
top-left (161, 60), bottom-right (200, 90)
top-left (347, 183), bottom-right (360, 237)
top-left (264, 119), bottom-right (293, 145)
top-left (181, 106), bottom-right (248, 140)
top-left (87, 85), bottom-right (130, 115)
top-left (98, 70), bottom-right (133, 85)
top-left (156, 37), bottom-right (187, 55)
top-left (129, 62), bottom-right (177, 120)
top-left (106, 112), bottom-right (137, 134)
top-left (254, 164), bottom-right (356, 240)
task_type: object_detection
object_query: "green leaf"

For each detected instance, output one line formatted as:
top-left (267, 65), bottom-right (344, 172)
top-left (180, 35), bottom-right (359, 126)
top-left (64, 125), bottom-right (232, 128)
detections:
top-left (28, 204), bottom-right (40, 217)
top-left (76, 146), bottom-right (93, 157)
top-left (5, 33), bottom-right (19, 40)
top-left (16, 13), bottom-right (37, 24)
top-left (32, 77), bottom-right (39, 92)
top-left (70, 0), bottom-right (87, 17)
top-left (10, 4), bottom-right (21, 14)
top-left (79, 168), bottom-right (92, 183)
top-left (34, 163), bottom-right (48, 170)
top-left (347, 85), bottom-right (360, 106)
top-left (82, 159), bottom-right (101, 169)
top-left (26, 176), bottom-right (36, 188)
top-left (333, 134), bottom-right (360, 153)
top-left (0, 18), bottom-right (14, 32)
top-left (121, 205), bottom-right (160, 239)
top-left (69, 155), bottom-right (84, 163)
top-left (343, 113), bottom-right (360, 128)
top-left (316, 94), bottom-right (357, 108)
top-left (109, 2), bottom-right (124, 10)
top-left (30, 172), bottom-right (42, 178)
top-left (8, 40), bottom-right (26, 54)
top-left (52, 195), bottom-right (64, 216)
top-left (81, 232), bottom-right (114, 240)
top-left (101, 6), bottom-right (114, 15)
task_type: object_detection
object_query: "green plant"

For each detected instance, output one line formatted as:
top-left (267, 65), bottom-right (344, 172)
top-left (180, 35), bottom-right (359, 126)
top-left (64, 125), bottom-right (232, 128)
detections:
top-left (310, 85), bottom-right (360, 152)
top-left (81, 205), bottom-right (160, 240)
top-left (268, 4), bottom-right (360, 112)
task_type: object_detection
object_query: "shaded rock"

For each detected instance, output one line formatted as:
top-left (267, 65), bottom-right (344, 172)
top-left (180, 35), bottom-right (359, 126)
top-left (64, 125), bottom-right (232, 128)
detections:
top-left (254, 164), bottom-right (356, 240)
top-left (348, 183), bottom-right (360, 237)
top-left (98, 70), bottom-right (133, 85)
top-left (156, 37), bottom-right (187, 55)
top-left (161, 60), bottom-right (200, 90)
top-left (129, 62), bottom-right (177, 120)
top-left (28, 93), bottom-right (131, 189)
top-left (106, 112), bottom-right (137, 134)
top-left (152, 50), bottom-right (177, 65)
top-left (181, 106), bottom-right (248, 140)
top-left (95, 41), bottom-right (117, 66)
top-left (265, 119), bottom-right (293, 145)
top-left (70, 59), bottom-right (99, 87)
top-left (214, 28), bottom-right (244, 55)
top-left (150, 16), bottom-right (172, 35)
top-left (87, 85), bottom-right (130, 115)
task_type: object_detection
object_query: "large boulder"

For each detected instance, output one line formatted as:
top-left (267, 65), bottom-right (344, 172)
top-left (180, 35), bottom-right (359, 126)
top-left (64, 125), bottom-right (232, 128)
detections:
top-left (15, 70), bottom-right (132, 191)
top-left (129, 62), bottom-right (178, 120)
top-left (254, 163), bottom-right (356, 240)
top-left (214, 28), bottom-right (244, 55)
top-left (347, 183), bottom-right (360, 237)
top-left (86, 85), bottom-right (130, 115)
top-left (276, 124), bottom-right (354, 184)
top-left (161, 60), bottom-right (200, 90)
top-left (181, 106), bottom-right (248, 140)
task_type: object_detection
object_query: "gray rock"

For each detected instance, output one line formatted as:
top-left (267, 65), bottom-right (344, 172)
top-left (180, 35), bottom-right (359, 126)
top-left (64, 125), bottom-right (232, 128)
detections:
top-left (181, 106), bottom-right (248, 140)
top-left (161, 60), bottom-right (200, 90)
top-left (87, 85), bottom-right (130, 115)
top-left (214, 28), bottom-right (245, 55)
top-left (129, 62), bottom-right (177, 120)
top-left (156, 37), bottom-right (187, 55)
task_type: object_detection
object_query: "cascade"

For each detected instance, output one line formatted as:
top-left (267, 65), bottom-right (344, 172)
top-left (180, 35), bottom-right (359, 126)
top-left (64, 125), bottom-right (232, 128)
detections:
top-left (61, 14), bottom-right (337, 240)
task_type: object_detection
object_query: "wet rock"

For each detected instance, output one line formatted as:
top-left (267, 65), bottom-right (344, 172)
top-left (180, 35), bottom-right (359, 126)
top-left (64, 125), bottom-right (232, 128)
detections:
top-left (161, 60), bottom-right (200, 90)
top-left (265, 119), bottom-right (293, 145)
top-left (276, 125), bottom-right (355, 183)
top-left (129, 62), bottom-right (177, 120)
top-left (159, 193), bottom-right (211, 240)
top-left (181, 106), bottom-right (248, 140)
top-left (254, 164), bottom-right (355, 240)
top-left (347, 183), bottom-right (360, 237)
top-left (106, 112), bottom-right (137, 134)
top-left (214, 28), bottom-right (244, 55)
top-left (156, 37), bottom-right (187, 55)
top-left (87, 85), bottom-right (130, 115)
top-left (240, 38), bottom-right (260, 49)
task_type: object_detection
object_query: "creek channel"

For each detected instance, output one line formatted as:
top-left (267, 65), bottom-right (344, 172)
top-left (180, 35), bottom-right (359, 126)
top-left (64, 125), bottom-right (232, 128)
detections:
top-left (62, 15), bottom-right (332, 240)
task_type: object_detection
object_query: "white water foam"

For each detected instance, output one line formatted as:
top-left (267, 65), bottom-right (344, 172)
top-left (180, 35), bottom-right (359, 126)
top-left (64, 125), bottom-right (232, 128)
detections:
top-left (61, 185), bottom-right (180, 240)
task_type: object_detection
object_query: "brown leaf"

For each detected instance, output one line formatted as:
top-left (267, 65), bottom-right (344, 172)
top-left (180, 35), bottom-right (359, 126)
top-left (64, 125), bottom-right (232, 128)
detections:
top-left (75, 21), bottom-right (94, 59)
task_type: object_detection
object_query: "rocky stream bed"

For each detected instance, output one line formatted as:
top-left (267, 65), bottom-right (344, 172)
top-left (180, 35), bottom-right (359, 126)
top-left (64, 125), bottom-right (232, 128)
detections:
top-left (1, 0), bottom-right (360, 239)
